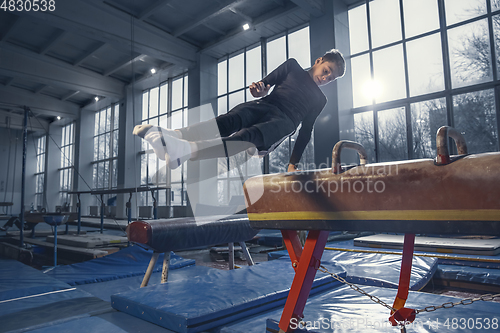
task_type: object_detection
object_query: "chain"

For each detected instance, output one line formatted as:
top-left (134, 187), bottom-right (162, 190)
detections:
top-left (416, 293), bottom-right (500, 314)
top-left (319, 264), bottom-right (500, 317)
top-left (319, 265), bottom-right (396, 312)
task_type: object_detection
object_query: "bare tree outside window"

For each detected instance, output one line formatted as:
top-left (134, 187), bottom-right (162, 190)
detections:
top-left (411, 98), bottom-right (448, 159)
top-left (454, 90), bottom-right (499, 153)
top-left (350, 0), bottom-right (499, 163)
top-left (378, 107), bottom-right (408, 162)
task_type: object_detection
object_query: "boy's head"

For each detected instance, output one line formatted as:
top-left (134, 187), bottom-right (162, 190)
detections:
top-left (309, 49), bottom-right (346, 86)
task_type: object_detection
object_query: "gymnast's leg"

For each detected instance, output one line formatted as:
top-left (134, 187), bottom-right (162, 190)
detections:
top-left (132, 101), bottom-right (270, 168)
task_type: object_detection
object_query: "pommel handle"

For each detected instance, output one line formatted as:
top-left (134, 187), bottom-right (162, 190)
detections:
top-left (436, 126), bottom-right (468, 165)
top-left (331, 140), bottom-right (368, 174)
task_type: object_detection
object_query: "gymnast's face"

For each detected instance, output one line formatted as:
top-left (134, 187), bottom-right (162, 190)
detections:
top-left (309, 58), bottom-right (338, 86)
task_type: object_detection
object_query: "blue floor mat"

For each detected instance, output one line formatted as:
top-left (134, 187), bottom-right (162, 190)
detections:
top-left (221, 285), bottom-right (500, 332)
top-left (111, 259), bottom-right (346, 333)
top-left (25, 312), bottom-right (178, 333)
top-left (78, 265), bottom-right (216, 302)
top-left (0, 258), bottom-right (72, 301)
top-left (269, 249), bottom-right (437, 291)
top-left (436, 264), bottom-right (500, 286)
top-left (0, 287), bottom-right (111, 332)
top-left (324, 239), bottom-right (500, 268)
top-left (44, 245), bottom-right (195, 285)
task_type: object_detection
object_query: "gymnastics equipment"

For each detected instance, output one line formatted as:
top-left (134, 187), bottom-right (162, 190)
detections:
top-left (243, 126), bottom-right (500, 332)
top-left (42, 214), bottom-right (70, 267)
top-left (126, 214), bottom-right (258, 287)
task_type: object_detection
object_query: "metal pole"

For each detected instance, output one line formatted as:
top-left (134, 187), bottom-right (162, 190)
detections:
top-left (127, 192), bottom-right (132, 224)
top-left (19, 106), bottom-right (29, 248)
top-left (77, 194), bottom-right (81, 234)
top-left (228, 242), bottom-right (234, 270)
top-left (239, 241), bottom-right (254, 266)
top-left (53, 223), bottom-right (58, 267)
top-left (100, 194), bottom-right (104, 233)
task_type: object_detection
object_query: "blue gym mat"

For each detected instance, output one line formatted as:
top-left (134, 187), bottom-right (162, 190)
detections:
top-left (78, 265), bottom-right (216, 302)
top-left (24, 312), bottom-right (177, 333)
top-left (255, 230), bottom-right (343, 248)
top-left (221, 285), bottom-right (500, 332)
top-left (323, 239), bottom-right (500, 268)
top-left (435, 264), bottom-right (500, 286)
top-left (0, 258), bottom-right (111, 332)
top-left (0, 258), bottom-right (71, 301)
top-left (111, 259), bottom-right (346, 333)
top-left (44, 245), bottom-right (195, 285)
top-left (268, 249), bottom-right (437, 291)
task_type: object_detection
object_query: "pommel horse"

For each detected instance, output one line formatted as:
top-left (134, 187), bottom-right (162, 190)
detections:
top-left (126, 214), bottom-right (258, 287)
top-left (243, 126), bottom-right (500, 332)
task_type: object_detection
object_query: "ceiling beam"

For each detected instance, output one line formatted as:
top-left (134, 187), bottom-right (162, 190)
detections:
top-left (229, 8), bottom-right (253, 24)
top-left (0, 109), bottom-right (49, 132)
top-left (173, 0), bottom-right (247, 37)
top-left (0, 16), bottom-right (23, 43)
top-left (81, 96), bottom-right (110, 110)
top-left (15, 0), bottom-right (197, 68)
top-left (289, 0), bottom-right (324, 17)
top-left (271, 0), bottom-right (285, 6)
top-left (4, 78), bottom-right (15, 87)
top-left (202, 1), bottom-right (300, 53)
top-left (73, 42), bottom-right (107, 67)
top-left (0, 85), bottom-right (80, 119)
top-left (61, 91), bottom-right (80, 101)
top-left (130, 63), bottom-right (176, 88)
top-left (104, 54), bottom-right (146, 77)
top-left (34, 84), bottom-right (49, 94)
top-left (0, 44), bottom-right (125, 99)
top-left (205, 24), bottom-right (226, 36)
top-left (39, 30), bottom-right (68, 55)
top-left (138, 0), bottom-right (173, 20)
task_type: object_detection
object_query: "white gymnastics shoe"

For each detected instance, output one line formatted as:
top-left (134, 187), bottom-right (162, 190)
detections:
top-left (133, 124), bottom-right (191, 169)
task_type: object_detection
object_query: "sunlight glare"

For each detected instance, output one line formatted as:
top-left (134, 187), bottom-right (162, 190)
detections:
top-left (362, 79), bottom-right (383, 100)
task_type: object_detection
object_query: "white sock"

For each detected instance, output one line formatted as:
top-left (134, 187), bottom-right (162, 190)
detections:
top-left (133, 124), bottom-right (182, 139)
top-left (133, 124), bottom-right (191, 169)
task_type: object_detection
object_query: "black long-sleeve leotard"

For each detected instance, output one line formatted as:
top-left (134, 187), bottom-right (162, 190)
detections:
top-left (260, 58), bottom-right (327, 165)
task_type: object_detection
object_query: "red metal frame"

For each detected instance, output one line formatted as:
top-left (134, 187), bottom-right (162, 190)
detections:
top-left (279, 230), bottom-right (330, 332)
top-left (277, 231), bottom-right (416, 332)
top-left (392, 233), bottom-right (415, 312)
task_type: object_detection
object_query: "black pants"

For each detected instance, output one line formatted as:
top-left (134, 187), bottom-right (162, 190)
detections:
top-left (178, 100), bottom-right (296, 159)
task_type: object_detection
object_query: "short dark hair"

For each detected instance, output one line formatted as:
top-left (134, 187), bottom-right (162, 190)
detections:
top-left (322, 49), bottom-right (346, 78)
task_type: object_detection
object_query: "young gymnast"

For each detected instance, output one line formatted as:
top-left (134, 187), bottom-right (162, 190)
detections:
top-left (134, 49), bottom-right (345, 172)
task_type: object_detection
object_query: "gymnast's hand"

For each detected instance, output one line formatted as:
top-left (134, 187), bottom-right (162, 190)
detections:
top-left (287, 164), bottom-right (299, 172)
top-left (249, 81), bottom-right (271, 98)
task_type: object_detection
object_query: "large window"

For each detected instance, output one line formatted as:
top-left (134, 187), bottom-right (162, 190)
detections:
top-left (266, 26), bottom-right (314, 173)
top-left (217, 44), bottom-right (263, 205)
top-left (140, 74), bottom-right (188, 208)
top-left (92, 104), bottom-right (119, 199)
top-left (34, 135), bottom-right (46, 210)
top-left (349, 0), bottom-right (499, 162)
top-left (216, 25), bottom-right (313, 204)
top-left (59, 123), bottom-right (74, 207)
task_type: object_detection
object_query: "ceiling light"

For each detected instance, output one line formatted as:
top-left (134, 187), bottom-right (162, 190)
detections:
top-left (150, 68), bottom-right (157, 74)
top-left (243, 23), bottom-right (250, 30)
top-left (56, 116), bottom-right (61, 120)
top-left (95, 96), bottom-right (99, 102)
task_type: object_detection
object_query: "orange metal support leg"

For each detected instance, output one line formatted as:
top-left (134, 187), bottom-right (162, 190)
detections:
top-left (279, 230), bottom-right (330, 332)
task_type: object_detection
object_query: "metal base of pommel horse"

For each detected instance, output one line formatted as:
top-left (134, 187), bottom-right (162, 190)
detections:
top-left (243, 126), bottom-right (500, 332)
